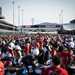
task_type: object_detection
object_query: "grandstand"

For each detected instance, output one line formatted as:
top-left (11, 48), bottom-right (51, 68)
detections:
top-left (63, 23), bottom-right (75, 31)
top-left (0, 7), bottom-right (4, 19)
top-left (18, 22), bottom-right (62, 34)
top-left (0, 20), bottom-right (17, 32)
top-left (0, 7), bottom-right (17, 33)
top-left (0, 6), bottom-right (75, 34)
top-left (58, 23), bottom-right (75, 34)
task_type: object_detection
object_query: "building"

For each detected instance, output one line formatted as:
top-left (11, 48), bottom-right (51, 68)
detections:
top-left (0, 7), bottom-right (17, 33)
top-left (0, 7), bottom-right (4, 19)
top-left (17, 22), bottom-right (62, 34)
top-left (63, 23), bottom-right (75, 31)
top-left (58, 23), bottom-right (75, 34)
top-left (0, 20), bottom-right (17, 33)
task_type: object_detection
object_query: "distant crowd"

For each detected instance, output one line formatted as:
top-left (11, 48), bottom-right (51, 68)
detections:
top-left (0, 33), bottom-right (75, 75)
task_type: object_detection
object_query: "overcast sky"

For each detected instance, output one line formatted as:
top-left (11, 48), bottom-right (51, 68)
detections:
top-left (0, 0), bottom-right (75, 26)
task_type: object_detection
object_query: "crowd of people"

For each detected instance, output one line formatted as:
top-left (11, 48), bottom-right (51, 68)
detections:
top-left (0, 33), bottom-right (75, 75)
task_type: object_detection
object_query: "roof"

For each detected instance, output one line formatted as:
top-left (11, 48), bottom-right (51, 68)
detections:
top-left (0, 20), bottom-right (16, 27)
top-left (34, 22), bottom-right (60, 26)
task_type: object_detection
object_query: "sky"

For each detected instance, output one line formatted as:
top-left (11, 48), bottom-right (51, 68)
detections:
top-left (0, 0), bottom-right (75, 26)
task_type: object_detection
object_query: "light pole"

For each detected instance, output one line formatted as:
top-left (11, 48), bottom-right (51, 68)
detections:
top-left (59, 9), bottom-right (63, 24)
top-left (12, 0), bottom-right (15, 33)
top-left (21, 9), bottom-right (24, 33)
top-left (61, 9), bottom-right (63, 25)
top-left (18, 6), bottom-right (20, 32)
top-left (32, 18), bottom-right (34, 25)
top-left (59, 9), bottom-right (63, 31)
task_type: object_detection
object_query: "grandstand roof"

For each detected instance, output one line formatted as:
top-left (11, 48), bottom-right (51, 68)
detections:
top-left (0, 20), bottom-right (16, 27)
top-left (34, 22), bottom-right (60, 26)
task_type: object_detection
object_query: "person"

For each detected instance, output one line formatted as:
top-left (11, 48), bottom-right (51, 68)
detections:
top-left (42, 56), bottom-right (69, 75)
top-left (52, 56), bottom-right (69, 75)
top-left (18, 64), bottom-right (28, 75)
top-left (0, 58), bottom-right (4, 75)
top-left (69, 38), bottom-right (74, 49)
top-left (24, 43), bottom-right (31, 55)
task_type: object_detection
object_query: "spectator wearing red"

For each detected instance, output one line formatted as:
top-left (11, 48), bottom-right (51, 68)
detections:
top-left (0, 58), bottom-right (4, 75)
top-left (42, 56), bottom-right (69, 75)
top-left (24, 43), bottom-right (31, 55)
top-left (52, 56), bottom-right (69, 75)
top-left (60, 48), bottom-right (71, 68)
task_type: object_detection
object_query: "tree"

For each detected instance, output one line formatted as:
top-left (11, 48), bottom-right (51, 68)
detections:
top-left (70, 19), bottom-right (75, 23)
top-left (0, 16), bottom-right (4, 19)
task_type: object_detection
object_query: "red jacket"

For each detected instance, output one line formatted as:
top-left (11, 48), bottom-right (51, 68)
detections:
top-left (42, 66), bottom-right (68, 75)
top-left (24, 44), bottom-right (31, 55)
top-left (0, 61), bottom-right (4, 75)
top-left (56, 67), bottom-right (69, 75)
